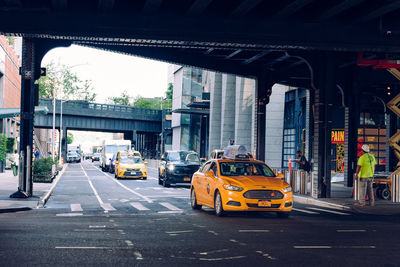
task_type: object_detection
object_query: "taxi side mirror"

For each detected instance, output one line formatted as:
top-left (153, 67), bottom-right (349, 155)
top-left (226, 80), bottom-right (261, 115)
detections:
top-left (115, 161), bottom-right (119, 164)
top-left (144, 162), bottom-right (148, 165)
top-left (205, 171), bottom-right (214, 177)
top-left (277, 173), bottom-right (284, 179)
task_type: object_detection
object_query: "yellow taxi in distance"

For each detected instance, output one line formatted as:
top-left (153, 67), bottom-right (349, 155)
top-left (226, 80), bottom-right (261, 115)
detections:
top-left (115, 152), bottom-right (147, 179)
top-left (190, 146), bottom-right (293, 217)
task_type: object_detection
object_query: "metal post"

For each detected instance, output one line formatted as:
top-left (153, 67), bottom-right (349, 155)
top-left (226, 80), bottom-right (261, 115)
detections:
top-left (18, 151), bottom-right (25, 192)
top-left (392, 175), bottom-right (400, 203)
top-left (354, 175), bottom-right (359, 201)
top-left (59, 100), bottom-right (64, 164)
top-left (26, 145), bottom-right (32, 196)
top-left (52, 94), bottom-right (56, 161)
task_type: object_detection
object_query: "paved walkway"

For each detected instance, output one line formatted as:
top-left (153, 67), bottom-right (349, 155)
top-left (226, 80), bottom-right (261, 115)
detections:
top-left (0, 169), bottom-right (53, 212)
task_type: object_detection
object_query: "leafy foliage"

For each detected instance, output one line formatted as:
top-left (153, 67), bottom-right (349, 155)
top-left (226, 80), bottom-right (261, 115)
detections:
top-left (33, 157), bottom-right (57, 175)
top-left (6, 138), bottom-right (15, 153)
top-left (37, 61), bottom-right (96, 102)
top-left (67, 133), bottom-right (74, 145)
top-left (0, 134), bottom-right (7, 162)
top-left (107, 90), bottom-right (132, 106)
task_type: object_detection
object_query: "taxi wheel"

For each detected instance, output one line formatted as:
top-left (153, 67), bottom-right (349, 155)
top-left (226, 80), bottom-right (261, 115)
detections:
top-left (214, 191), bottom-right (225, 217)
top-left (163, 178), bottom-right (170, 188)
top-left (158, 177), bottom-right (162, 185)
top-left (277, 212), bottom-right (290, 218)
top-left (142, 177), bottom-right (147, 180)
top-left (190, 188), bottom-right (202, 210)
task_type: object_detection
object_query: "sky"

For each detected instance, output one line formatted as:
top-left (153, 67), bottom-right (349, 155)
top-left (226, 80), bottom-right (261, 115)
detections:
top-left (42, 45), bottom-right (169, 103)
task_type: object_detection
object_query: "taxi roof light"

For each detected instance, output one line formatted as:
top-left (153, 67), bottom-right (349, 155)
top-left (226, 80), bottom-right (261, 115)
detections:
top-left (223, 145), bottom-right (250, 160)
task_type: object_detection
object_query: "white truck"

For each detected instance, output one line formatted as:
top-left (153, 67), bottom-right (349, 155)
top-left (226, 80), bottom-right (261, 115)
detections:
top-left (67, 145), bottom-right (81, 163)
top-left (100, 139), bottom-right (131, 172)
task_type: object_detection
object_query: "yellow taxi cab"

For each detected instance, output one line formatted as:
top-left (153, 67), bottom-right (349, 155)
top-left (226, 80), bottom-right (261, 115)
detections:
top-left (190, 145), bottom-right (293, 217)
top-left (115, 151), bottom-right (147, 179)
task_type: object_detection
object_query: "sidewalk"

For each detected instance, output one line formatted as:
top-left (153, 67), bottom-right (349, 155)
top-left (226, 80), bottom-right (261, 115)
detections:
top-left (294, 182), bottom-right (400, 215)
top-left (0, 169), bottom-right (53, 212)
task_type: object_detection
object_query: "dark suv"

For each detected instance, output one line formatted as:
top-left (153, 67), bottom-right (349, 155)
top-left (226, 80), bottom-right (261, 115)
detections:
top-left (158, 151), bottom-right (201, 187)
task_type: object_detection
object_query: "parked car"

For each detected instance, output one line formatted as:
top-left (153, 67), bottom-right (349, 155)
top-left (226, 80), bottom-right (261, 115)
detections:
top-left (67, 151), bottom-right (81, 163)
top-left (109, 153), bottom-right (117, 173)
top-left (85, 153), bottom-right (93, 160)
top-left (158, 151), bottom-right (201, 187)
top-left (209, 149), bottom-right (224, 160)
top-left (190, 145), bottom-right (292, 217)
top-left (92, 153), bottom-right (101, 162)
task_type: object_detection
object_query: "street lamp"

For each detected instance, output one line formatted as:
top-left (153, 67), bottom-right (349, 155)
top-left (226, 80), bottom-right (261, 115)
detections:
top-left (51, 63), bottom-right (87, 161)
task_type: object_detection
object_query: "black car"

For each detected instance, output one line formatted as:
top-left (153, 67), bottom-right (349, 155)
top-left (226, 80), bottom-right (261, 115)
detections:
top-left (92, 153), bottom-right (101, 162)
top-left (158, 151), bottom-right (201, 187)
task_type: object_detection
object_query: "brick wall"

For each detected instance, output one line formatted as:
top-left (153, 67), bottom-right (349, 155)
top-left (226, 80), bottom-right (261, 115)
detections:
top-left (0, 36), bottom-right (21, 109)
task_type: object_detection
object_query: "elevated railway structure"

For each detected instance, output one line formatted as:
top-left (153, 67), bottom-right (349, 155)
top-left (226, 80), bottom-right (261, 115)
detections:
top-left (34, 98), bottom-right (162, 161)
top-left (1, 0), bottom-right (400, 198)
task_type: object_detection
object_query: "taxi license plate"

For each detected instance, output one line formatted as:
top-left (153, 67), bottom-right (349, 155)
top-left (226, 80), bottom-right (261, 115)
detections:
top-left (258, 201), bottom-right (271, 207)
top-left (184, 177), bottom-right (191, 181)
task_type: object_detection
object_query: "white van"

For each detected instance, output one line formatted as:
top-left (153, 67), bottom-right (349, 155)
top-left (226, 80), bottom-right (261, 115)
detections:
top-left (100, 139), bottom-right (131, 172)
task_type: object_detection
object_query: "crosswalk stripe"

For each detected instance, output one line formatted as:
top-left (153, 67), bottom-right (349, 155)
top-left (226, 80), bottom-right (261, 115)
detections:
top-left (292, 208), bottom-right (319, 214)
top-left (101, 203), bottom-right (116, 211)
top-left (130, 202), bottom-right (150, 211)
top-left (160, 202), bottom-right (182, 211)
top-left (70, 204), bottom-right (83, 212)
top-left (308, 207), bottom-right (350, 216)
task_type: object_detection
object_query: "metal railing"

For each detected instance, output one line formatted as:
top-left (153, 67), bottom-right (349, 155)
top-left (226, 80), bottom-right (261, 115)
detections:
top-left (38, 98), bottom-right (162, 121)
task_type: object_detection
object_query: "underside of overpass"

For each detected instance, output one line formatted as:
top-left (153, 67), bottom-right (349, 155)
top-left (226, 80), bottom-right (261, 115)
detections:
top-left (2, 0), bottom-right (400, 198)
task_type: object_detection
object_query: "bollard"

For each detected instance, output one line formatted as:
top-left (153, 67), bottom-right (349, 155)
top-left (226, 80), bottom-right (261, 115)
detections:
top-left (299, 171), bottom-right (306, 195)
top-left (392, 175), bottom-right (400, 203)
top-left (18, 151), bottom-right (25, 192)
top-left (26, 146), bottom-right (32, 197)
top-left (310, 172), bottom-right (314, 197)
top-left (354, 175), bottom-right (359, 201)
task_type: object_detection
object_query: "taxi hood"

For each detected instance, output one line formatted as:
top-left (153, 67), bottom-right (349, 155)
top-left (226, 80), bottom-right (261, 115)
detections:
top-left (120, 163), bottom-right (144, 169)
top-left (225, 176), bottom-right (286, 187)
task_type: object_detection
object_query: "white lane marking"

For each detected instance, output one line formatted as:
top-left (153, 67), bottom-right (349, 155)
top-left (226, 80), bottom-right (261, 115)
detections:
top-left (256, 251), bottom-right (277, 260)
top-left (134, 251), bottom-right (143, 260)
top-left (101, 171), bottom-right (153, 203)
top-left (80, 164), bottom-right (116, 212)
top-left (56, 213), bottom-right (83, 217)
top-left (55, 247), bottom-right (131, 249)
top-left (294, 246), bottom-right (332, 249)
top-left (337, 246), bottom-right (376, 249)
top-left (308, 207), bottom-right (350, 216)
top-left (229, 239), bottom-right (247, 246)
top-left (70, 204), bottom-right (83, 212)
top-left (238, 230), bottom-right (270, 233)
top-left (89, 225), bottom-right (106, 228)
top-left (130, 202), bottom-right (150, 211)
top-left (160, 202), bottom-right (182, 211)
top-left (125, 240), bottom-right (134, 247)
top-left (337, 230), bottom-right (367, 233)
top-left (166, 230), bottom-right (193, 234)
top-left (158, 210), bottom-right (183, 214)
top-left (292, 208), bottom-right (319, 214)
top-left (120, 199), bottom-right (129, 203)
top-left (208, 231), bottom-right (219, 236)
top-left (199, 256), bottom-right (247, 261)
top-left (197, 249), bottom-right (229, 255)
top-left (73, 229), bottom-right (105, 232)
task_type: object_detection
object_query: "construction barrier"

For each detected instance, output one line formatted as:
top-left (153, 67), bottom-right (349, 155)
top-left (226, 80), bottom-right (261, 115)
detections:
top-left (280, 170), bottom-right (310, 195)
top-left (392, 175), bottom-right (400, 203)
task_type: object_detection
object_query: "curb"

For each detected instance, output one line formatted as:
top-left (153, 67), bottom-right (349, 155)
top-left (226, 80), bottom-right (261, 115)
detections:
top-left (0, 207), bottom-right (32, 214)
top-left (37, 163), bottom-right (68, 208)
top-left (294, 195), bottom-right (352, 211)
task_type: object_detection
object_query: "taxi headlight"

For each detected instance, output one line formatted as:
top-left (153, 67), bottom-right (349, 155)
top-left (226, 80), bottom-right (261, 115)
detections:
top-left (119, 167), bottom-right (127, 171)
top-left (223, 184), bottom-right (244, 192)
top-left (283, 186), bottom-right (292, 193)
top-left (167, 164), bottom-right (175, 171)
top-left (141, 167), bottom-right (147, 171)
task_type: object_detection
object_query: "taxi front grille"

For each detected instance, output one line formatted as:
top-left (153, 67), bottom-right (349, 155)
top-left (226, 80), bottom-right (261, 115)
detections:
top-left (247, 203), bottom-right (281, 208)
top-left (243, 190), bottom-right (283, 199)
top-left (127, 168), bottom-right (140, 172)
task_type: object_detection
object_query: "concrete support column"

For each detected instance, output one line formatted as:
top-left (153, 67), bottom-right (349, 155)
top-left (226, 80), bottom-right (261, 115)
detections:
top-left (235, 77), bottom-right (256, 154)
top-left (220, 74), bottom-right (236, 147)
top-left (11, 39), bottom-right (37, 198)
top-left (62, 127), bottom-right (67, 161)
top-left (312, 53), bottom-right (336, 198)
top-left (344, 79), bottom-right (360, 187)
top-left (208, 72), bottom-right (222, 153)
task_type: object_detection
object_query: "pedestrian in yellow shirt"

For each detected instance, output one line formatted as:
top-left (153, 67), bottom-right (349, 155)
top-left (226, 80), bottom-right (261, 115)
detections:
top-left (354, 144), bottom-right (376, 207)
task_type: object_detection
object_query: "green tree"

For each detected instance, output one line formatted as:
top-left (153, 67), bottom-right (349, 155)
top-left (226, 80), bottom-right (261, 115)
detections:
top-left (6, 138), bottom-right (15, 153)
top-left (67, 133), bottom-right (74, 145)
top-left (37, 61), bottom-right (96, 102)
top-left (0, 134), bottom-right (7, 162)
top-left (133, 96), bottom-right (161, 109)
top-left (107, 90), bottom-right (132, 106)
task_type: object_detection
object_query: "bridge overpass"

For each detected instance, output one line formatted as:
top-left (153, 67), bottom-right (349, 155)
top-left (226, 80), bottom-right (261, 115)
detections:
top-left (35, 98), bottom-right (163, 161)
top-left (2, 0), bottom-right (400, 198)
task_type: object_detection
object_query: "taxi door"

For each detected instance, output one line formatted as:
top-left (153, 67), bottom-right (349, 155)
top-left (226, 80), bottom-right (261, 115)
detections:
top-left (202, 162), bottom-right (219, 206)
top-left (114, 152), bottom-right (121, 173)
top-left (194, 162), bottom-right (212, 203)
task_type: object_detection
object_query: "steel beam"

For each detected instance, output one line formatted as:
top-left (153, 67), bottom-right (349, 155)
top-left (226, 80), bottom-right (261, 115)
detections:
top-left (142, 0), bottom-right (163, 14)
top-left (231, 0), bottom-right (263, 17)
top-left (272, 0), bottom-right (313, 18)
top-left (358, 2), bottom-right (400, 22)
top-left (243, 50), bottom-right (271, 65)
top-left (319, 0), bottom-right (365, 20)
top-left (187, 0), bottom-right (213, 16)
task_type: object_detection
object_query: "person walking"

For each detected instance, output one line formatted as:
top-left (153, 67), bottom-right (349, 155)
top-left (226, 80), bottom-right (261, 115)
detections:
top-left (11, 149), bottom-right (19, 176)
top-left (354, 144), bottom-right (376, 207)
top-left (34, 147), bottom-right (40, 160)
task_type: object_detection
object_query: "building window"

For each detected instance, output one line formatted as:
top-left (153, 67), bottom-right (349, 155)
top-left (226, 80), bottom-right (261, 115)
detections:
top-left (282, 128), bottom-right (296, 168)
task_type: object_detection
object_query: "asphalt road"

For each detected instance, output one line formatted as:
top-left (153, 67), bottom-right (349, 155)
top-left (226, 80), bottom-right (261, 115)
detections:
top-left (0, 160), bottom-right (400, 266)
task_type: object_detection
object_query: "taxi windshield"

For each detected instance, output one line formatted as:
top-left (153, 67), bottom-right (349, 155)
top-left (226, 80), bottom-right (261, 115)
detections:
top-left (219, 162), bottom-right (275, 177)
top-left (120, 157), bottom-right (143, 164)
